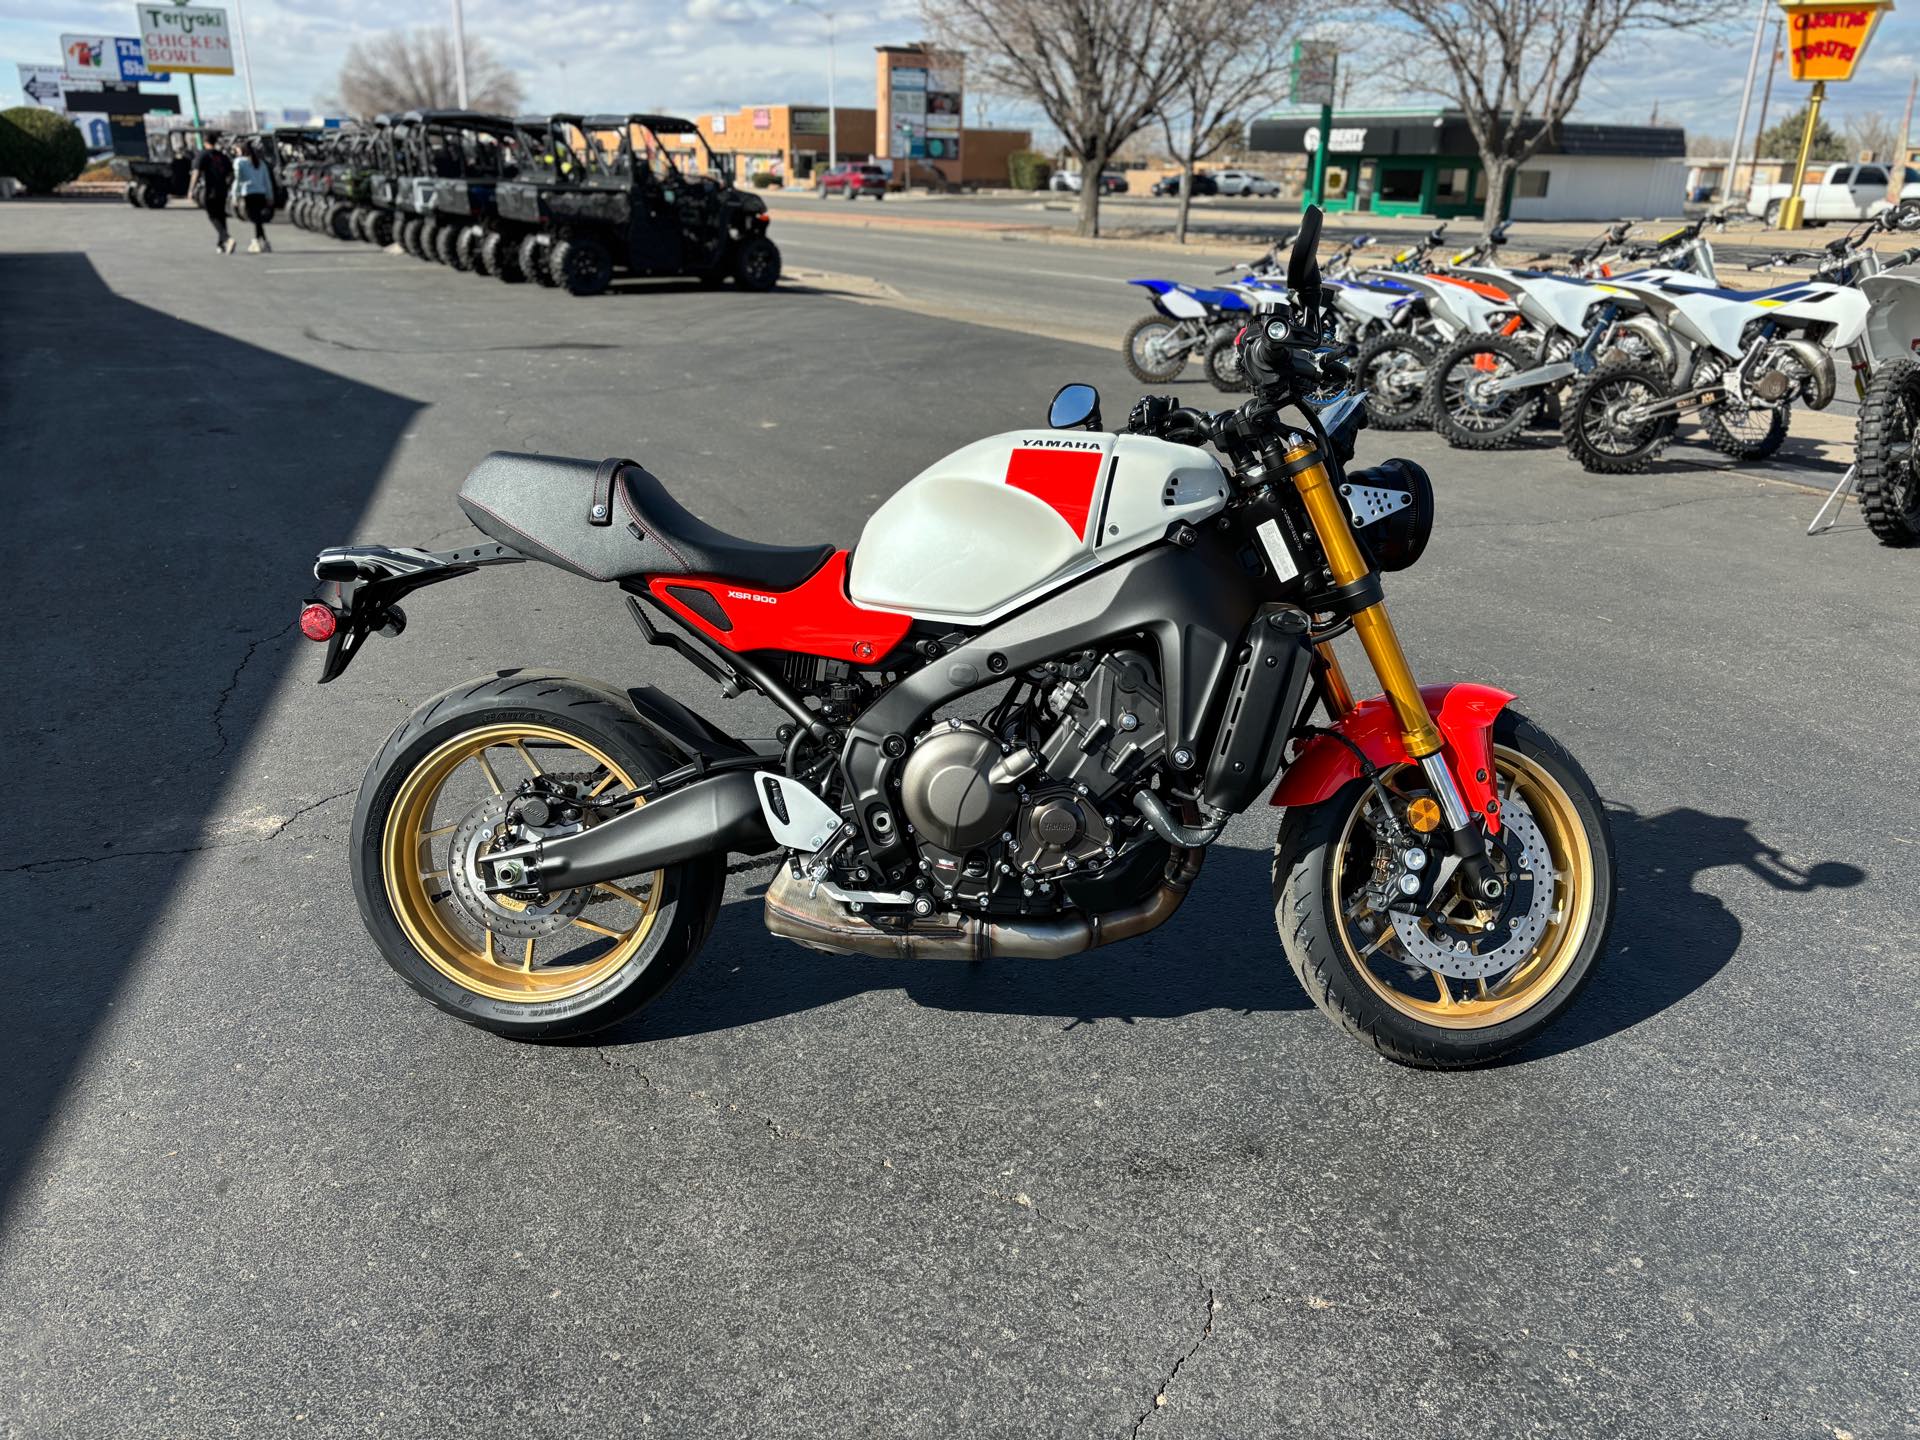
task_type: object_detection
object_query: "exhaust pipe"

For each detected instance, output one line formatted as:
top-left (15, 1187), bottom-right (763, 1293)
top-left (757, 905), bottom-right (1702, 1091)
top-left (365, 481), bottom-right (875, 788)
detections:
top-left (493, 769), bottom-right (774, 892)
top-left (764, 846), bottom-right (1204, 960)
top-left (1777, 337), bottom-right (1836, 410)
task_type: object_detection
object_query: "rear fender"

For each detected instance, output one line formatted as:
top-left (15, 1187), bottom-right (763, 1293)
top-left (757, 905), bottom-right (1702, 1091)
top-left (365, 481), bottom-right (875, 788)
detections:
top-left (1270, 683), bottom-right (1514, 833)
top-left (305, 541), bottom-right (522, 683)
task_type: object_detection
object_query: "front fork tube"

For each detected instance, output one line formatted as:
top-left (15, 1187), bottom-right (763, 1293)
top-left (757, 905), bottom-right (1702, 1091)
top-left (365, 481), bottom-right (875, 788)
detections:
top-left (1290, 442), bottom-right (1506, 899)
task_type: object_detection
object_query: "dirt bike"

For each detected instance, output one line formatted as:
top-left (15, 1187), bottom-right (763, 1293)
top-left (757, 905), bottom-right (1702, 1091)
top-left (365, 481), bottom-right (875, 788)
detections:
top-left (300, 210), bottom-right (1615, 1069)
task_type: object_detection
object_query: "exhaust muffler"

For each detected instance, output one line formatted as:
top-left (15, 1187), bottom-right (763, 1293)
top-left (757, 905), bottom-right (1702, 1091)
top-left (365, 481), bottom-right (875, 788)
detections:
top-left (764, 847), bottom-right (1204, 960)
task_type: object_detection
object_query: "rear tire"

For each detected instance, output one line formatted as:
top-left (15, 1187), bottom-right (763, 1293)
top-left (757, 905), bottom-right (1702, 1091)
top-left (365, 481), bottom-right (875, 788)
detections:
top-left (1429, 331), bottom-right (1543, 448)
top-left (144, 183), bottom-right (170, 209)
top-left (732, 234), bottom-right (782, 291)
top-left (370, 210), bottom-right (395, 247)
top-left (1202, 329), bottom-right (1246, 392)
top-left (1352, 332), bottom-right (1437, 430)
top-left (351, 673), bottom-right (725, 1041)
top-left (401, 216), bottom-right (425, 258)
top-left (551, 233), bottom-right (615, 295)
top-left (1765, 199), bottom-right (1784, 227)
top-left (1123, 314), bottom-right (1190, 383)
top-left (1272, 708), bottom-right (1614, 1069)
top-left (1857, 359), bottom-right (1920, 545)
top-left (1562, 358), bottom-right (1676, 474)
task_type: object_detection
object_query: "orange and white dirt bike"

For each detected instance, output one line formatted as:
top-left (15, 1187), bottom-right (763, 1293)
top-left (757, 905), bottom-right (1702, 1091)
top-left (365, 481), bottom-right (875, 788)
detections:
top-left (302, 210), bottom-right (1614, 1068)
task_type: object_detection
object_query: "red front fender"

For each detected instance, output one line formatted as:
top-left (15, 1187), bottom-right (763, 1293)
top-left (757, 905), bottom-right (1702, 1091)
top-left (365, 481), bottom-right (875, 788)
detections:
top-left (1270, 683), bottom-right (1514, 833)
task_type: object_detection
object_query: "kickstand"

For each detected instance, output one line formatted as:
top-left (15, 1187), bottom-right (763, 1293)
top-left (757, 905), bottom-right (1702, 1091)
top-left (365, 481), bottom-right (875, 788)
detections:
top-left (1807, 464), bottom-right (1858, 535)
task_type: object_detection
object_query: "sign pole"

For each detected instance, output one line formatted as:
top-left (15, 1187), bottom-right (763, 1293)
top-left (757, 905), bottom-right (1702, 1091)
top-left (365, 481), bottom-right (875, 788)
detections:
top-left (1778, 78), bottom-right (1825, 230)
top-left (1894, 69), bottom-right (1917, 202)
top-left (1308, 101), bottom-right (1331, 208)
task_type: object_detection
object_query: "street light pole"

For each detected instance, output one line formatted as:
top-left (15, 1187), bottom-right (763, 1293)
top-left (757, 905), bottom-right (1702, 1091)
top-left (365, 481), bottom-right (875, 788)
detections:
top-left (451, 0), bottom-right (470, 109)
top-left (1726, 0), bottom-right (1772, 207)
top-left (787, 0), bottom-right (836, 168)
top-left (231, 0), bottom-right (260, 131)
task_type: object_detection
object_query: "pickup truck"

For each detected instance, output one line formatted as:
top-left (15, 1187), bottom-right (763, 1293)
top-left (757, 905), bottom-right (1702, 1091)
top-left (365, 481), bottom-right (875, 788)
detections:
top-left (1747, 162), bottom-right (1920, 226)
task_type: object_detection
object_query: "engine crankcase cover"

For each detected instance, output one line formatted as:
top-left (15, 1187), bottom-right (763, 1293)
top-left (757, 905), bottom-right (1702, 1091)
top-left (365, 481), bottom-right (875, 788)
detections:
top-left (900, 722), bottom-right (1020, 853)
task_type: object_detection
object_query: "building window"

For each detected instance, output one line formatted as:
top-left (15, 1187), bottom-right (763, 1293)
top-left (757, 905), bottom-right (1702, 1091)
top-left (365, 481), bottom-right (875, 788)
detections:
top-left (1434, 166), bottom-right (1471, 201)
top-left (1378, 166), bottom-right (1422, 202)
top-left (1514, 170), bottom-right (1550, 199)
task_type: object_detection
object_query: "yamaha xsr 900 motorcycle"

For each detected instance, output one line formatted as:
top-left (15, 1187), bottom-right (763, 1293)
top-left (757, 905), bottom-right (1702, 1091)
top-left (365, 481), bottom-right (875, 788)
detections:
top-left (303, 210), bottom-right (1614, 1068)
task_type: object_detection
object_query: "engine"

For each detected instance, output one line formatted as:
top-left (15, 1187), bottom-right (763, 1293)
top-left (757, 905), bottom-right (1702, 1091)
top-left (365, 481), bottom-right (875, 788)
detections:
top-left (896, 650), bottom-right (1168, 912)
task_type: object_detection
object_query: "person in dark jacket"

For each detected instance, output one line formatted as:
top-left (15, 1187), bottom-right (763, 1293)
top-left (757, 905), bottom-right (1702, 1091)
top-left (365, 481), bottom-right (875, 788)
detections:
top-left (189, 139), bottom-right (235, 254)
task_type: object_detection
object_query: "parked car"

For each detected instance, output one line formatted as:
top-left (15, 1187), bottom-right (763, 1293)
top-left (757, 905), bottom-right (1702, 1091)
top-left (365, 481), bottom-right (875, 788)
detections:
top-left (1746, 162), bottom-right (1920, 226)
top-left (1213, 170), bottom-right (1280, 198)
top-left (1151, 171), bottom-right (1218, 197)
top-left (1049, 169), bottom-right (1129, 195)
top-left (818, 163), bottom-right (889, 201)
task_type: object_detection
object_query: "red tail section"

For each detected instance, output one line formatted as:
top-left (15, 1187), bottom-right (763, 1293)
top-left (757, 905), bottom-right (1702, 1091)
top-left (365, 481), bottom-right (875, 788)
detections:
top-left (648, 551), bottom-right (912, 663)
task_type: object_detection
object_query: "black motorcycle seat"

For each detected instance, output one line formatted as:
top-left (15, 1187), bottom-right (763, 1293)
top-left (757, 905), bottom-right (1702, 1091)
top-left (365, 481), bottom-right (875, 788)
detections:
top-left (457, 451), bottom-right (835, 589)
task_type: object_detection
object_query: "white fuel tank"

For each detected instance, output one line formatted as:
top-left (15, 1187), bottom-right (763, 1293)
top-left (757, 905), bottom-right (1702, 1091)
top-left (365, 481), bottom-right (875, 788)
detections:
top-left (848, 430), bottom-right (1229, 625)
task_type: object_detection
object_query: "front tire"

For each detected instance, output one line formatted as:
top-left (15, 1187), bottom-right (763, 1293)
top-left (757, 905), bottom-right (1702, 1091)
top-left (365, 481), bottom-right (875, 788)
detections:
top-left (1429, 331), bottom-right (1543, 448)
top-left (551, 233), bottom-right (615, 295)
top-left (1123, 314), bottom-right (1190, 383)
top-left (482, 230), bottom-right (524, 282)
top-left (1857, 358), bottom-right (1920, 545)
top-left (1272, 708), bottom-right (1614, 1069)
top-left (732, 234), bottom-right (782, 291)
top-left (520, 233), bottom-right (558, 288)
top-left (1562, 358), bottom-right (1676, 474)
top-left (351, 673), bottom-right (725, 1040)
top-left (1352, 331), bottom-right (1437, 430)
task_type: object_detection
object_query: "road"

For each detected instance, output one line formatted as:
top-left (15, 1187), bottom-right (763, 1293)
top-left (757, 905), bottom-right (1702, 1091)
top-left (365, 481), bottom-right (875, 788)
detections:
top-left (2, 202), bottom-right (1914, 1439)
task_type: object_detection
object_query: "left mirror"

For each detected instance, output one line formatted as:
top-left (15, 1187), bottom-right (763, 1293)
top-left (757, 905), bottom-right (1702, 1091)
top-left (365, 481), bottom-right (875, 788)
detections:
top-left (1048, 382), bottom-right (1102, 431)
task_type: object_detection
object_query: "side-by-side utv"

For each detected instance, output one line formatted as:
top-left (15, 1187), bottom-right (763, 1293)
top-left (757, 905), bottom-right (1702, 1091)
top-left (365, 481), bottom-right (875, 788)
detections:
top-left (116, 128), bottom-right (203, 209)
top-left (388, 110), bottom-right (521, 274)
top-left (505, 113), bottom-right (781, 296)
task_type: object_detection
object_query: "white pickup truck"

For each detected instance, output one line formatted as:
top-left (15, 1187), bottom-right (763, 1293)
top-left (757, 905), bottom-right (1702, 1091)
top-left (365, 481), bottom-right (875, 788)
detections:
top-left (1746, 162), bottom-right (1920, 226)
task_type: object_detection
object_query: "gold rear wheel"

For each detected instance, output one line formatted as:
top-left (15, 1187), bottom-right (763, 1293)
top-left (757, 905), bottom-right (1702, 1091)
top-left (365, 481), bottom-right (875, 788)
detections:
top-left (381, 723), bottom-right (663, 1004)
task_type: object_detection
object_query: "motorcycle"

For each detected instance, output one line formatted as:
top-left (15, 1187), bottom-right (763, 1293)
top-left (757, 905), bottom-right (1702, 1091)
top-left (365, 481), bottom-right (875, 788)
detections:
top-left (1427, 220), bottom-right (1718, 451)
top-left (1818, 203), bottom-right (1920, 542)
top-left (1560, 214), bottom-right (1908, 475)
top-left (301, 211), bottom-right (1615, 1069)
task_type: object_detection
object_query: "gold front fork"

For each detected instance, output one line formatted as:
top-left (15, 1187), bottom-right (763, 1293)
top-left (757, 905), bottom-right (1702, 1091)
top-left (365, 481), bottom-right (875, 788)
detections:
top-left (1286, 441), bottom-right (1444, 759)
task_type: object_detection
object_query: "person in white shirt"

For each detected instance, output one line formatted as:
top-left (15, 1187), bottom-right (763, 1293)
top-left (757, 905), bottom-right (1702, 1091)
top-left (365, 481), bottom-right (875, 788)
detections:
top-left (233, 142), bottom-right (274, 253)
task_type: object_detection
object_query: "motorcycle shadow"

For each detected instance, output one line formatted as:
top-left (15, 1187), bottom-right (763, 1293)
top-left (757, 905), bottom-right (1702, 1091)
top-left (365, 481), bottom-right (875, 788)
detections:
top-left (612, 803), bottom-right (1866, 1057)
top-left (1517, 801), bottom-right (1866, 1062)
top-left (623, 843), bottom-right (1315, 1041)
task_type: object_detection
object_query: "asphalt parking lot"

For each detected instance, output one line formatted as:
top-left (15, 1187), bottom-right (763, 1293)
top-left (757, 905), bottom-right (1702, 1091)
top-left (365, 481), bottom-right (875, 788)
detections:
top-left (2, 201), bottom-right (1915, 1438)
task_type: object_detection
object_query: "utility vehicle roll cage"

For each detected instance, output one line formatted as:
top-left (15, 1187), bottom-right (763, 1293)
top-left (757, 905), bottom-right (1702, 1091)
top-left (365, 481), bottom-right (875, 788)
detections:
top-left (539, 113), bottom-right (730, 189)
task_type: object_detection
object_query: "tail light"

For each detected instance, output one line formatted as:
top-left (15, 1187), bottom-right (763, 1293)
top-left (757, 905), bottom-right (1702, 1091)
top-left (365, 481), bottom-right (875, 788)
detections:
top-left (299, 603), bottom-right (338, 641)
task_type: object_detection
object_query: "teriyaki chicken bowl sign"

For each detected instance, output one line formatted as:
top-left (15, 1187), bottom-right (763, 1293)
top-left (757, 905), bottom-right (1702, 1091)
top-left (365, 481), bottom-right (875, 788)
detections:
top-left (135, 4), bottom-right (234, 76)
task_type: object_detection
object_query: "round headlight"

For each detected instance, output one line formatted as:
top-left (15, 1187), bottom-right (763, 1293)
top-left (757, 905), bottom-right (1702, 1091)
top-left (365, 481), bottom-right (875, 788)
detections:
top-left (1346, 458), bottom-right (1434, 572)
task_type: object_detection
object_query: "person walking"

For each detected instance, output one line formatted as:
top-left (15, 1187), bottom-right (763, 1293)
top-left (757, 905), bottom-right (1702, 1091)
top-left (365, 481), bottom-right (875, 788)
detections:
top-left (189, 137), bottom-right (235, 254)
top-left (234, 141), bottom-right (274, 253)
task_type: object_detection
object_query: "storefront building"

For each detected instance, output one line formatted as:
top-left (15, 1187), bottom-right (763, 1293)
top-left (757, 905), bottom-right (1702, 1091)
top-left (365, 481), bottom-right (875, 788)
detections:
top-left (1247, 108), bottom-right (1687, 221)
top-left (682, 98), bottom-right (1029, 188)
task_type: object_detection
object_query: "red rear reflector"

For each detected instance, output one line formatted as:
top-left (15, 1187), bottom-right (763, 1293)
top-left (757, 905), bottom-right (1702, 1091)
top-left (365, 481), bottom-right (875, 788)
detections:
top-left (300, 604), bottom-right (338, 641)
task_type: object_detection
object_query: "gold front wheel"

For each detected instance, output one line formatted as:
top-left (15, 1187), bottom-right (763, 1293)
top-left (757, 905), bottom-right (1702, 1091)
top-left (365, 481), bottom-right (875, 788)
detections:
top-left (1273, 708), bottom-right (1615, 1068)
top-left (353, 675), bottom-right (723, 1039)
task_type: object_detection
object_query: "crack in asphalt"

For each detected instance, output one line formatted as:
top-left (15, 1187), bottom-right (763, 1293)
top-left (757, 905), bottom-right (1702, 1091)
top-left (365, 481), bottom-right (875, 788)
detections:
top-left (1130, 1283), bottom-right (1217, 1438)
top-left (210, 619), bottom-right (298, 759)
top-left (302, 325), bottom-right (624, 355)
top-left (0, 788), bottom-right (354, 875)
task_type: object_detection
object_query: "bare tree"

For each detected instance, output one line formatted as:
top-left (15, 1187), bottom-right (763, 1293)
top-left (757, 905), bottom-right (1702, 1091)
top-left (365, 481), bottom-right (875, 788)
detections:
top-left (1373, 0), bottom-right (1713, 232)
top-left (1156, 0), bottom-right (1300, 243)
top-left (1841, 109), bottom-right (1900, 164)
top-left (927, 0), bottom-right (1196, 237)
top-left (338, 28), bottom-right (525, 118)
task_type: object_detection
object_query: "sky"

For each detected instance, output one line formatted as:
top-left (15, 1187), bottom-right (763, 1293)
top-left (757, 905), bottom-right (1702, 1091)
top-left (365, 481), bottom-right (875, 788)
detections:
top-left (4, 0), bottom-right (1919, 150)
